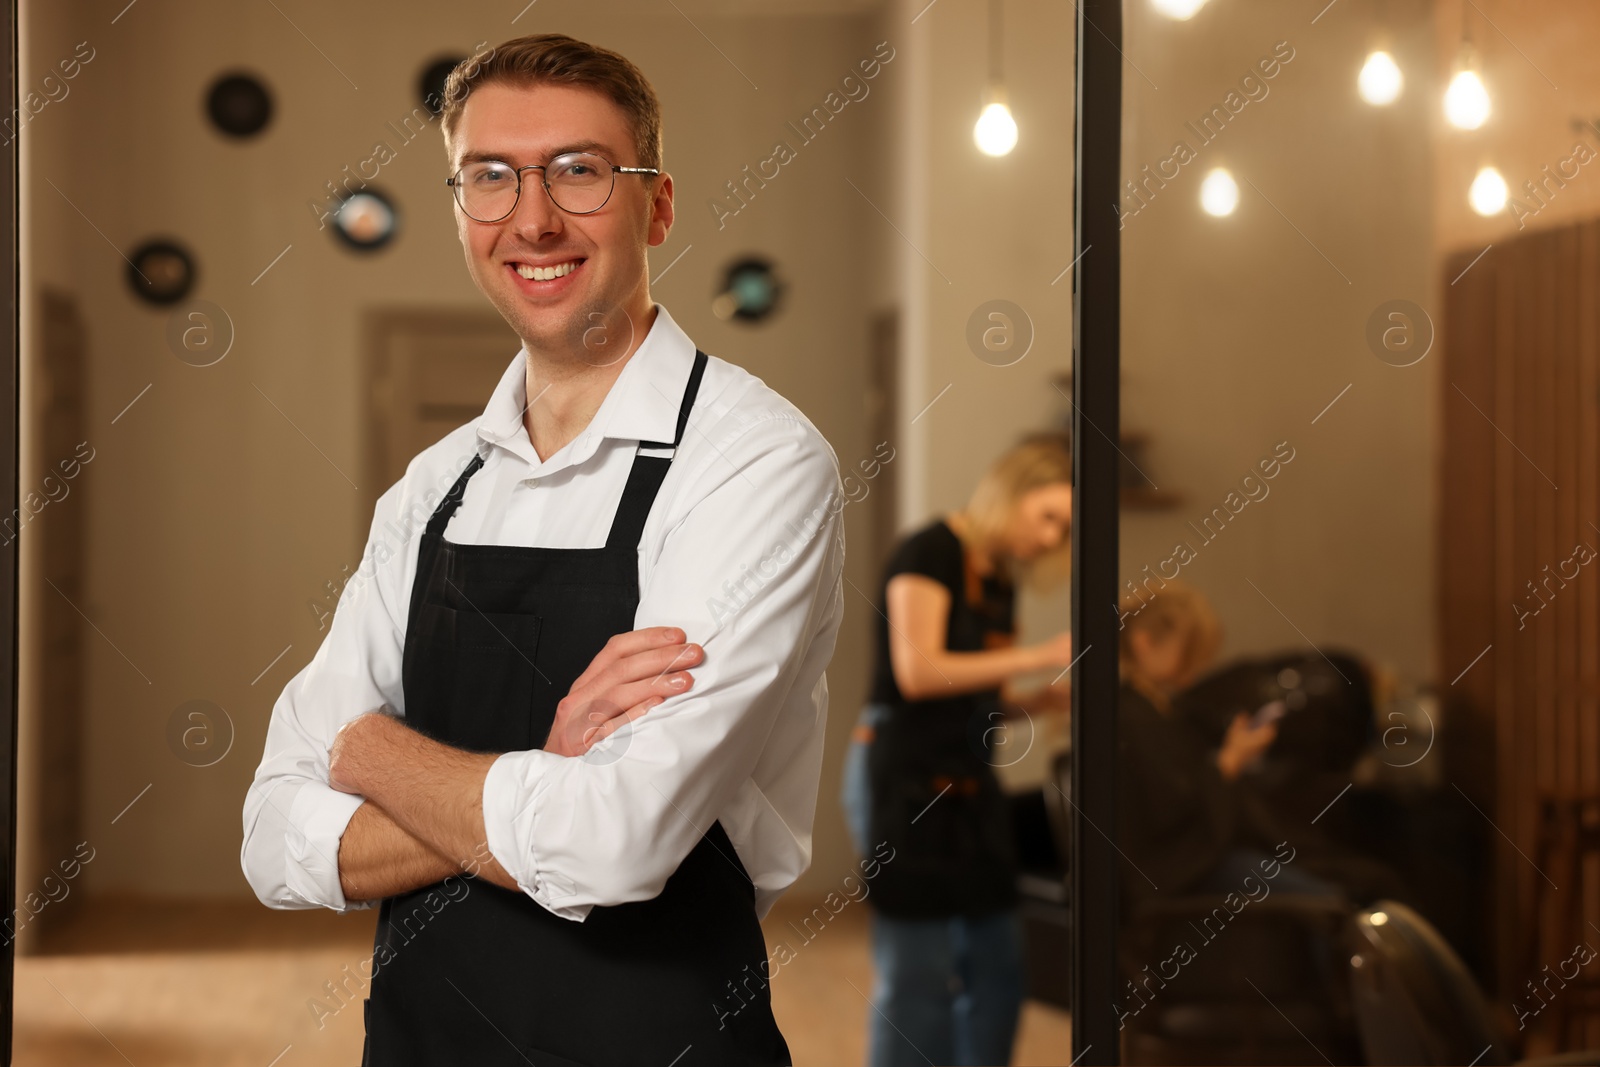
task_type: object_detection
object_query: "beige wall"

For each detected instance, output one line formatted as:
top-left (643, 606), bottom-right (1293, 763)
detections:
top-left (1114, 0), bottom-right (1439, 685)
top-left (17, 0), bottom-right (894, 908)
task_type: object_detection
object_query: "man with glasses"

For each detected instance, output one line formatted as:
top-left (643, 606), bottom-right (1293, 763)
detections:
top-left (241, 33), bottom-right (844, 1067)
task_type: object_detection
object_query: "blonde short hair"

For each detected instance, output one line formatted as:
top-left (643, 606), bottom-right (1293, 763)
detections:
top-left (958, 432), bottom-right (1073, 590)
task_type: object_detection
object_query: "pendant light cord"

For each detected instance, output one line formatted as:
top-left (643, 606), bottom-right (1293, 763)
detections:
top-left (989, 0), bottom-right (1004, 88)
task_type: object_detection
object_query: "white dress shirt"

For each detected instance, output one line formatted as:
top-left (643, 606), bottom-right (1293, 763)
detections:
top-left (240, 303), bottom-right (846, 923)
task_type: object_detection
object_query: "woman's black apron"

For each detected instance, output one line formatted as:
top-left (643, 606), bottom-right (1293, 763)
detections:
top-left (860, 528), bottom-right (1021, 919)
top-left (862, 697), bottom-right (1020, 918)
top-left (359, 349), bottom-right (791, 1067)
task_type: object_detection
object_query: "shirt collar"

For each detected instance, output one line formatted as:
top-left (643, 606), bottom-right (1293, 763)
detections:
top-left (474, 303), bottom-right (699, 472)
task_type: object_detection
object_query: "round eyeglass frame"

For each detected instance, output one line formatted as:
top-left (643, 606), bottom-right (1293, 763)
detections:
top-left (445, 152), bottom-right (661, 222)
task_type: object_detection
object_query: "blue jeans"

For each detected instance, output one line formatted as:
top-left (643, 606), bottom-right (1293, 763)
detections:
top-left (866, 909), bottom-right (1026, 1067)
top-left (841, 705), bottom-right (1026, 1067)
top-left (839, 703), bottom-right (887, 858)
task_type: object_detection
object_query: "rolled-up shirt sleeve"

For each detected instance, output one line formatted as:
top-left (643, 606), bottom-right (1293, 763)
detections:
top-left (240, 477), bottom-right (416, 912)
top-left (481, 413), bottom-right (846, 921)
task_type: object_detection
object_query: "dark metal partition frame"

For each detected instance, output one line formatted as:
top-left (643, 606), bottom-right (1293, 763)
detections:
top-left (3, 0), bottom-right (18, 1061)
top-left (1071, 0), bottom-right (1121, 1062)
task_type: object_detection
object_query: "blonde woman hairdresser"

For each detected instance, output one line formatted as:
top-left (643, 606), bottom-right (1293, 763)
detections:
top-left (841, 434), bottom-right (1074, 1067)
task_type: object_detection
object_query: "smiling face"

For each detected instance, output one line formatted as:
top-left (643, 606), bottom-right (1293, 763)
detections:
top-left (1004, 482), bottom-right (1073, 561)
top-left (446, 80), bottom-right (673, 362)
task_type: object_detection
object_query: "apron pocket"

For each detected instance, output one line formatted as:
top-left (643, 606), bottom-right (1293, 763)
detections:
top-left (447, 609), bottom-right (543, 752)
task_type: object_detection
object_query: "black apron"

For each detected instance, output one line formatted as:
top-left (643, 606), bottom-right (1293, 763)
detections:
top-left (863, 696), bottom-right (1020, 918)
top-left (360, 349), bottom-right (792, 1067)
top-left (861, 536), bottom-right (1020, 919)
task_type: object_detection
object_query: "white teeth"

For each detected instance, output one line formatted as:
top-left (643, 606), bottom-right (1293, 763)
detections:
top-left (514, 261), bottom-right (580, 281)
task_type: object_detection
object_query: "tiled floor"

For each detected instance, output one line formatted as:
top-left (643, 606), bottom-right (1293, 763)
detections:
top-left (15, 895), bottom-right (1071, 1065)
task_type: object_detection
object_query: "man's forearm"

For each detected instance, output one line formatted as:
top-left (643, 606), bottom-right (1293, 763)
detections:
top-left (338, 800), bottom-right (466, 904)
top-left (332, 713), bottom-right (520, 893)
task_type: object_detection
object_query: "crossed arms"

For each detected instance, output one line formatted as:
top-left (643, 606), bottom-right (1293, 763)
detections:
top-left (327, 629), bottom-right (708, 901)
top-left (240, 414), bottom-right (846, 921)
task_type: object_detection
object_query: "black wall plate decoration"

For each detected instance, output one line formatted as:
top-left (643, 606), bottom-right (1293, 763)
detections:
top-left (127, 239), bottom-right (196, 305)
top-left (419, 56), bottom-right (465, 115)
top-left (328, 188), bottom-right (399, 251)
top-left (206, 71), bottom-right (273, 138)
top-left (712, 256), bottom-right (784, 324)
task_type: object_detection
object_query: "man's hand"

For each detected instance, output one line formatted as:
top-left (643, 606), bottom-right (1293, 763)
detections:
top-left (320, 627), bottom-right (706, 902)
top-left (544, 626), bottom-right (704, 757)
top-left (325, 711), bottom-right (518, 891)
top-left (326, 627), bottom-right (703, 783)
top-left (329, 711), bottom-right (377, 794)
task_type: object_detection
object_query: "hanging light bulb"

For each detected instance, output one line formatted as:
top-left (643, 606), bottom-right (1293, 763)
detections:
top-left (1446, 67), bottom-right (1490, 128)
top-left (1445, 7), bottom-right (1490, 130)
top-left (1469, 166), bottom-right (1507, 215)
top-left (1152, 0), bottom-right (1209, 19)
top-left (1445, 45), bottom-right (1490, 129)
top-left (1200, 169), bottom-right (1239, 216)
top-left (1358, 50), bottom-right (1403, 105)
top-left (974, 0), bottom-right (1018, 157)
top-left (975, 87), bottom-right (1018, 157)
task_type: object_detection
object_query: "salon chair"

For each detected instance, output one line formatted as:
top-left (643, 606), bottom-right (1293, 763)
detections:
top-left (1010, 775), bottom-right (1072, 1010)
top-left (1178, 648), bottom-right (1488, 978)
top-left (1346, 901), bottom-right (1600, 1066)
top-left (1037, 748), bottom-right (1361, 1064)
top-left (1174, 647), bottom-right (1375, 828)
top-left (1119, 888), bottom-right (1360, 1065)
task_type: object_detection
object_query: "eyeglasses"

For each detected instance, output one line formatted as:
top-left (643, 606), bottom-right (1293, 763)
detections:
top-left (446, 151), bottom-right (660, 222)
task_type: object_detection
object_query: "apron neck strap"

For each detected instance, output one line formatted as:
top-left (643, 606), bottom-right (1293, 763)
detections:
top-left (426, 452), bottom-right (487, 539)
top-left (423, 350), bottom-right (710, 548)
top-left (606, 349), bottom-right (709, 549)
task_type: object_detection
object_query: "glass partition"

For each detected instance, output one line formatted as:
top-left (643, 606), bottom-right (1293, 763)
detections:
top-left (1112, 0), bottom-right (1600, 1062)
